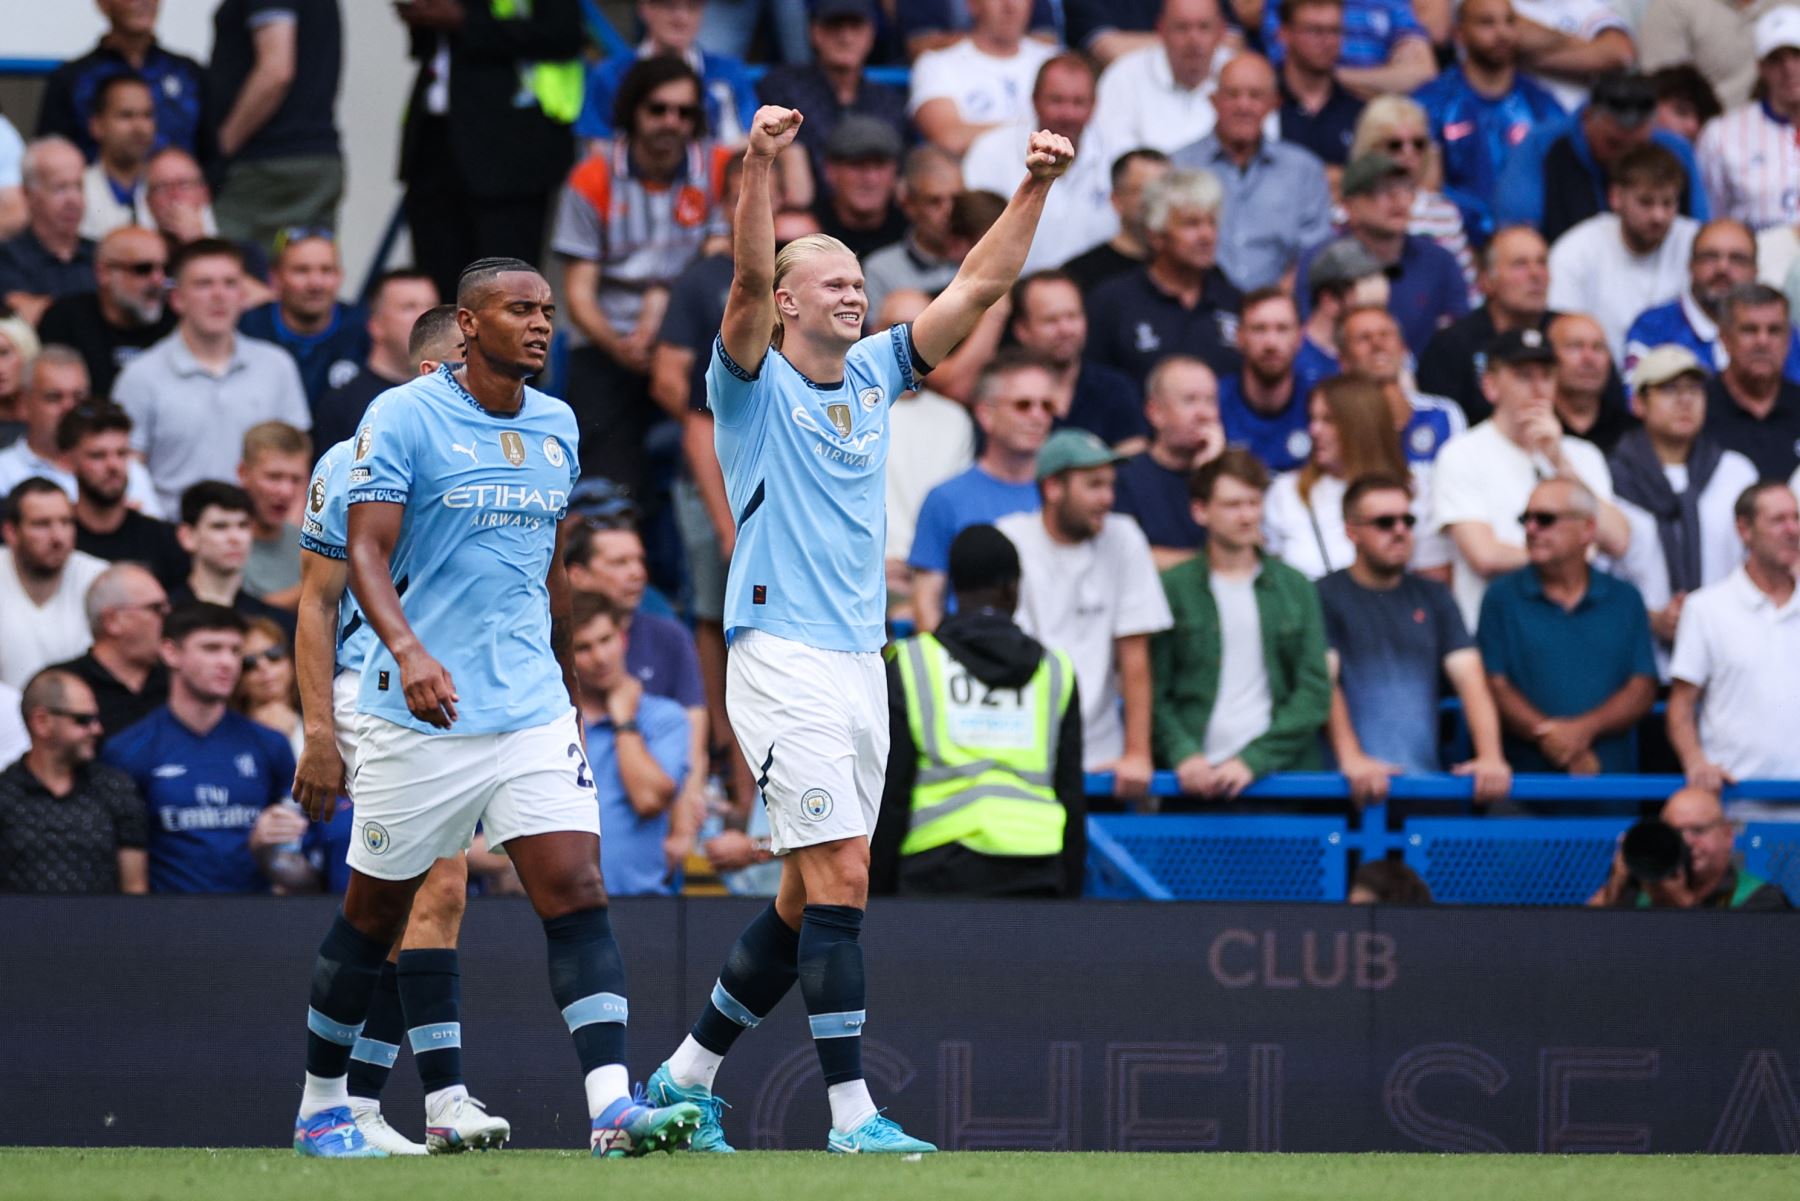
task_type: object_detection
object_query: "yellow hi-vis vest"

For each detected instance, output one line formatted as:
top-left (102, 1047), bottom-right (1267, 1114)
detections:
top-left (491, 0), bottom-right (584, 124)
top-left (893, 634), bottom-right (1074, 859)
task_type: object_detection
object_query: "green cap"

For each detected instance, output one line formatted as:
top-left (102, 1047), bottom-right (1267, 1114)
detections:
top-left (1035, 428), bottom-right (1124, 480)
top-left (1341, 151), bottom-right (1410, 198)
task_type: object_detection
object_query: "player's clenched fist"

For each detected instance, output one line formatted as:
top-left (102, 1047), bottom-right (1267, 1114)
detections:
top-left (1025, 130), bottom-right (1075, 180)
top-left (748, 106), bottom-right (804, 158)
top-left (398, 645), bottom-right (460, 728)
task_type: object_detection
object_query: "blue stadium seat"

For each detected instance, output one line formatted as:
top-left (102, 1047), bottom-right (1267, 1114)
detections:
top-left (1403, 817), bottom-right (1630, 906)
top-left (1739, 826), bottom-right (1800, 905)
top-left (1087, 816), bottom-right (1348, 902)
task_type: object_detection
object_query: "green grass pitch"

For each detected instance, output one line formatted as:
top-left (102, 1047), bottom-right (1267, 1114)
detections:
top-left (4, 1149), bottom-right (1798, 1201)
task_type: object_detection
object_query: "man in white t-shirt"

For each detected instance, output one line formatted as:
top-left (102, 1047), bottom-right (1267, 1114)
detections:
top-left (963, 55), bottom-right (1118, 272)
top-left (1546, 142), bottom-right (1699, 362)
top-left (0, 347), bottom-right (161, 517)
top-left (996, 430), bottom-right (1172, 799)
top-left (0, 480), bottom-right (109, 689)
top-left (1607, 346), bottom-right (1759, 677)
top-left (873, 291), bottom-right (976, 590)
top-left (1432, 328), bottom-right (1630, 628)
top-left (1089, 0), bottom-right (1228, 157)
top-left (908, 0), bottom-right (1056, 157)
top-left (1668, 481), bottom-right (1800, 792)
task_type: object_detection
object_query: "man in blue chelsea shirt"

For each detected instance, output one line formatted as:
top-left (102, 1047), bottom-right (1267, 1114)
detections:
top-left (103, 602), bottom-right (300, 893)
top-left (239, 231), bottom-right (370, 411)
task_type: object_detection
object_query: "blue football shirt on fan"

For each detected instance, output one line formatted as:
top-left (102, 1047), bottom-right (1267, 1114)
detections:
top-left (709, 325), bottom-right (926, 653)
top-left (103, 707), bottom-right (297, 894)
top-left (348, 364), bottom-right (581, 734)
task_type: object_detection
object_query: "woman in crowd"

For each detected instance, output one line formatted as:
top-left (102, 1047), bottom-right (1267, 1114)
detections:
top-left (1346, 97), bottom-right (1480, 300)
top-left (1263, 376), bottom-right (1448, 580)
top-left (233, 617), bottom-right (302, 759)
top-left (0, 315), bottom-right (40, 447)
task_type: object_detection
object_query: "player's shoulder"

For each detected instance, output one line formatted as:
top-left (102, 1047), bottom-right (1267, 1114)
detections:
top-left (523, 382), bottom-right (579, 433)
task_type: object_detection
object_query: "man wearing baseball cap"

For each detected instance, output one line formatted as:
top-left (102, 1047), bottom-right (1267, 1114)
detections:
top-left (1495, 70), bottom-right (1709, 243)
top-left (1608, 345), bottom-right (1761, 670)
top-left (993, 430), bottom-right (1172, 800)
top-left (1696, 8), bottom-right (1800, 233)
top-left (756, 0), bottom-right (907, 189)
top-left (811, 114), bottom-right (908, 258)
top-left (1297, 236), bottom-right (1389, 389)
top-left (1431, 327), bottom-right (1632, 627)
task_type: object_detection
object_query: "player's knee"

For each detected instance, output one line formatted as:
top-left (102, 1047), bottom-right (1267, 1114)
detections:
top-left (343, 877), bottom-right (419, 946)
top-left (532, 861), bottom-right (607, 919)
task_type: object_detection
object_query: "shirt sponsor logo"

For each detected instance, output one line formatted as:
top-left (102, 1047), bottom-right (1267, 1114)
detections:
top-left (159, 804), bottom-right (260, 832)
top-left (349, 467), bottom-right (370, 484)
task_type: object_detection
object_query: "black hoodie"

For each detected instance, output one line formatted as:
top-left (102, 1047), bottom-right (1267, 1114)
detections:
top-left (871, 607), bottom-right (1087, 897)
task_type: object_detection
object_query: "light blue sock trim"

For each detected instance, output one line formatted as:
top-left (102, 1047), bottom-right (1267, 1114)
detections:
top-left (407, 1022), bottom-right (462, 1053)
top-left (349, 1037), bottom-right (401, 1068)
top-left (808, 1010), bottom-right (867, 1039)
top-left (307, 1006), bottom-right (365, 1047)
top-left (710, 980), bottom-right (761, 1029)
top-left (561, 991), bottom-right (629, 1031)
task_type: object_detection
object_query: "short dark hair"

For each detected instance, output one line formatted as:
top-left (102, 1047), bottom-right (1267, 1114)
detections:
top-left (369, 267), bottom-right (436, 310)
top-left (178, 480), bottom-right (253, 527)
top-left (455, 256), bottom-right (541, 310)
top-left (163, 601), bottom-right (248, 646)
top-left (1110, 147), bottom-right (1168, 188)
top-left (949, 190), bottom-right (1008, 242)
top-left (1735, 480), bottom-right (1793, 525)
top-left (93, 71), bottom-right (152, 115)
top-left (562, 518), bottom-right (641, 572)
top-left (1190, 447), bottom-right (1270, 502)
top-left (571, 589), bottom-right (631, 632)
top-left (1240, 284), bottom-right (1298, 320)
top-left (1719, 282), bottom-right (1790, 331)
top-left (1341, 471), bottom-right (1415, 520)
top-left (1650, 64), bottom-right (1723, 128)
top-left (1611, 142), bottom-right (1686, 194)
top-left (4, 477), bottom-right (68, 525)
top-left (948, 523), bottom-right (1022, 596)
top-left (612, 54), bottom-right (706, 138)
top-left (408, 303), bottom-right (462, 365)
top-left (1350, 859), bottom-right (1433, 904)
top-left (1280, 0), bottom-right (1342, 23)
top-left (56, 403), bottom-right (133, 455)
top-left (972, 346), bottom-right (1057, 405)
top-left (1010, 269), bottom-right (1078, 324)
top-left (171, 237), bottom-right (246, 279)
top-left (1032, 53), bottom-right (1095, 100)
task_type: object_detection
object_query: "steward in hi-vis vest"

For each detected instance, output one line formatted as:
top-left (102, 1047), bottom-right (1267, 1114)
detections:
top-left (872, 524), bottom-right (1086, 897)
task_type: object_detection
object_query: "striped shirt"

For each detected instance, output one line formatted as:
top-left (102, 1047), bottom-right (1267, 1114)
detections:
top-left (1697, 102), bottom-right (1800, 233)
top-left (550, 139), bottom-right (732, 342)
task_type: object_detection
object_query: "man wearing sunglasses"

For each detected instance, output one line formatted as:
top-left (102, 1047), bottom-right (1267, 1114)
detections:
top-left (1319, 472), bottom-right (1511, 805)
top-left (39, 225), bottom-right (175, 398)
top-left (1476, 476), bottom-right (1657, 774)
top-left (0, 667), bottom-right (146, 894)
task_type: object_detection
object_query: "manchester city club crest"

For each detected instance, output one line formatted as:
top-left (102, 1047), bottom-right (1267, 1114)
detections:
top-left (500, 431), bottom-right (526, 466)
top-left (309, 476), bottom-right (326, 513)
top-left (859, 386), bottom-right (883, 411)
top-left (826, 404), bottom-right (853, 437)
top-left (354, 426), bottom-right (373, 461)
top-left (361, 822), bottom-right (391, 855)
top-left (801, 788), bottom-right (834, 822)
top-left (543, 435), bottom-right (566, 468)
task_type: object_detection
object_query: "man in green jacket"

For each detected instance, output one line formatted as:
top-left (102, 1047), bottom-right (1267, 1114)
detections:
top-left (1151, 448), bottom-right (1331, 800)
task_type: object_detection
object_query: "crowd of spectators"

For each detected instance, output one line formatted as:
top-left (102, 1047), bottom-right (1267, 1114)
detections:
top-left (1, 0), bottom-right (1798, 909)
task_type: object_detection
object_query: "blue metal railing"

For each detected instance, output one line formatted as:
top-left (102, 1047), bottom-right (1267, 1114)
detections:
top-left (1081, 771), bottom-right (1800, 804)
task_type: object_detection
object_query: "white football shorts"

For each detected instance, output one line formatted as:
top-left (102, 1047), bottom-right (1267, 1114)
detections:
top-left (345, 705), bottom-right (600, 881)
top-left (726, 628), bottom-right (887, 856)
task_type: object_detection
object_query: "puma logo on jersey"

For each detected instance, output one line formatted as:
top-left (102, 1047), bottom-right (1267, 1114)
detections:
top-left (451, 442), bottom-right (479, 465)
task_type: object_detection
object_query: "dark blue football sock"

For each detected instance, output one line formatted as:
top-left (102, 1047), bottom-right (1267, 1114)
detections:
top-left (304, 914), bottom-right (390, 1081)
top-left (399, 948), bottom-right (464, 1094)
top-left (346, 960), bottom-right (403, 1101)
top-left (797, 904), bottom-right (866, 1086)
top-left (544, 907), bottom-right (628, 1073)
top-left (691, 902), bottom-right (801, 1055)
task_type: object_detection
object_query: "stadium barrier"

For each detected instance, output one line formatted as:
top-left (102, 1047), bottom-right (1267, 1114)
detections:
top-left (5, 895), bottom-right (1798, 1153)
top-left (1081, 772), bottom-right (1800, 904)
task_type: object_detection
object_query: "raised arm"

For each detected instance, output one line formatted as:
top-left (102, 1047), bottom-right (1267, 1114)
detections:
top-left (911, 130), bottom-right (1075, 367)
top-left (348, 500), bottom-right (458, 728)
top-left (292, 548), bottom-right (349, 819)
top-left (719, 107), bottom-right (805, 376)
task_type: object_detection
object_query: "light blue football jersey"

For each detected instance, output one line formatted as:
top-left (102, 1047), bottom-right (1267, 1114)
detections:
top-left (347, 364), bottom-right (581, 735)
top-left (708, 325), bottom-right (925, 653)
top-left (299, 430), bottom-right (390, 677)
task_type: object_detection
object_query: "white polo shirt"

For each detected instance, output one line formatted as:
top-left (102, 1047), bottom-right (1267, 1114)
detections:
top-left (962, 121), bottom-right (1119, 272)
top-left (1090, 43), bottom-right (1221, 157)
top-left (997, 510), bottom-right (1173, 767)
top-left (1668, 564), bottom-right (1800, 781)
top-left (908, 38), bottom-right (1055, 129)
top-left (1431, 419), bottom-right (1617, 629)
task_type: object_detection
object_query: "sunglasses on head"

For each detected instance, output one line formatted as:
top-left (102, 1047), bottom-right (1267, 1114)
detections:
top-left (242, 646), bottom-right (286, 671)
top-left (1355, 513), bottom-right (1417, 531)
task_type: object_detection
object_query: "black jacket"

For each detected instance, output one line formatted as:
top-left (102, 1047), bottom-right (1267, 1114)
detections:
top-left (871, 608), bottom-right (1087, 898)
top-left (399, 0), bottom-right (581, 198)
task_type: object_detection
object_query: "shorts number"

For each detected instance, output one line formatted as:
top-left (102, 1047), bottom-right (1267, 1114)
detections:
top-left (568, 742), bottom-right (593, 790)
